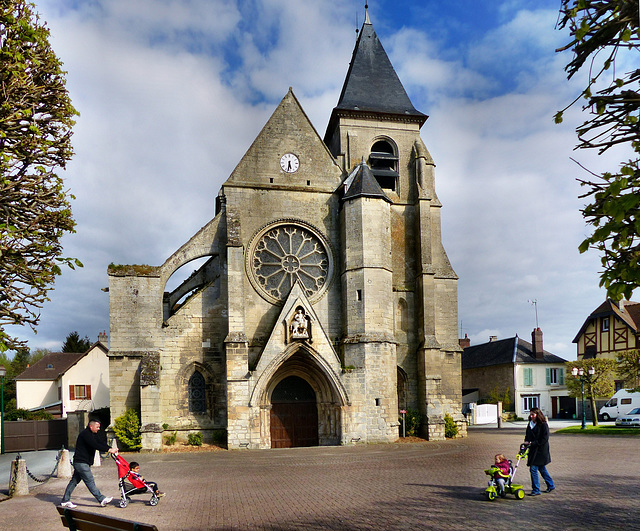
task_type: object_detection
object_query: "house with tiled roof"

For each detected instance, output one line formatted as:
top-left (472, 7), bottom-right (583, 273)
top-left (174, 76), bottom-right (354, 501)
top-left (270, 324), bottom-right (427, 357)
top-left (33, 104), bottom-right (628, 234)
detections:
top-left (15, 341), bottom-right (110, 418)
top-left (573, 299), bottom-right (640, 390)
top-left (462, 329), bottom-right (572, 419)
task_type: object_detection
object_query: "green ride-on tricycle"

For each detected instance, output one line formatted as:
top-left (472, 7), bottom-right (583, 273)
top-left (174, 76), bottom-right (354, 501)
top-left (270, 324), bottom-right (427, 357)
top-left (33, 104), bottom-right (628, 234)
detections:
top-left (483, 444), bottom-right (529, 501)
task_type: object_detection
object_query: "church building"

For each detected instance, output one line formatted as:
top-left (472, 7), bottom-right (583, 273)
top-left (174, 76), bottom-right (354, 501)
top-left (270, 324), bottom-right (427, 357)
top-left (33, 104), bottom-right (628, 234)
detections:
top-left (107, 10), bottom-right (465, 450)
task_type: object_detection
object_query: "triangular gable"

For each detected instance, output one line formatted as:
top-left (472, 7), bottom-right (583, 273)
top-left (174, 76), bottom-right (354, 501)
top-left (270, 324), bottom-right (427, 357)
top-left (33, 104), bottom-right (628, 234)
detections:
top-left (573, 299), bottom-right (640, 343)
top-left (224, 89), bottom-right (343, 191)
top-left (252, 281), bottom-right (342, 375)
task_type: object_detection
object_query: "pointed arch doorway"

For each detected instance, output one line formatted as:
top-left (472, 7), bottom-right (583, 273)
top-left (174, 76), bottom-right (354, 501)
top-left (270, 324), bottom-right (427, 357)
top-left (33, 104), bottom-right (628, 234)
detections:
top-left (270, 375), bottom-right (319, 448)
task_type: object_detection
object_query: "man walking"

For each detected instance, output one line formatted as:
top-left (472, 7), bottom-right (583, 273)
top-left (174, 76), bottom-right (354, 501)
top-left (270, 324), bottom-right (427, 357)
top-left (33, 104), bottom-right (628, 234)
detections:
top-left (60, 419), bottom-right (118, 508)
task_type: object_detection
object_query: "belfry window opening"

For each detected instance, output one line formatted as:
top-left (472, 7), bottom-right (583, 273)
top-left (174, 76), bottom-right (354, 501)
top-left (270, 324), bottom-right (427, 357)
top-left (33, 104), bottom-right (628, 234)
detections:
top-left (368, 139), bottom-right (399, 192)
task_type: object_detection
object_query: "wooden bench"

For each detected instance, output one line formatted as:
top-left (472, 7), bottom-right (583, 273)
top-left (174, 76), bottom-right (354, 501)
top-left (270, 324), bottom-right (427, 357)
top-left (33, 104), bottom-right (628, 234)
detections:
top-left (57, 506), bottom-right (158, 531)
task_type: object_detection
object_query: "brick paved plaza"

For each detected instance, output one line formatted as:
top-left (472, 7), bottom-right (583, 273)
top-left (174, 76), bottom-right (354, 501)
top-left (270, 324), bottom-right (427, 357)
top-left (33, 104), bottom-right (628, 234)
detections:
top-left (0, 428), bottom-right (637, 530)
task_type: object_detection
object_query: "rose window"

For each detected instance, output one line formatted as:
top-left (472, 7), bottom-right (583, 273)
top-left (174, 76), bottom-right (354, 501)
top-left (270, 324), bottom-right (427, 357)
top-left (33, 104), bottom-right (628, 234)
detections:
top-left (248, 223), bottom-right (332, 304)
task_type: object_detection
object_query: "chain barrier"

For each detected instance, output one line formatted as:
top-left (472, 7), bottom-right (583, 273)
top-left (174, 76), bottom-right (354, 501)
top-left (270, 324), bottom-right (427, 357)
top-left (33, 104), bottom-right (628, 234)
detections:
top-left (0, 446), bottom-right (64, 502)
top-left (25, 448), bottom-right (62, 483)
top-left (0, 457), bottom-right (19, 503)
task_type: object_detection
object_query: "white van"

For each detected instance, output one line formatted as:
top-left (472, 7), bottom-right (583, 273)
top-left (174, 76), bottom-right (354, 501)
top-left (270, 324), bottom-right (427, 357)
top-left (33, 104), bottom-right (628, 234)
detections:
top-left (599, 389), bottom-right (640, 421)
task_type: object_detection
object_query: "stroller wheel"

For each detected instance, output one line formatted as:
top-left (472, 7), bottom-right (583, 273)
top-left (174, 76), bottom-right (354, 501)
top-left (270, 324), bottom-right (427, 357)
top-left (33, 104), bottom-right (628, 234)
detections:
top-left (149, 496), bottom-right (159, 506)
top-left (119, 498), bottom-right (129, 508)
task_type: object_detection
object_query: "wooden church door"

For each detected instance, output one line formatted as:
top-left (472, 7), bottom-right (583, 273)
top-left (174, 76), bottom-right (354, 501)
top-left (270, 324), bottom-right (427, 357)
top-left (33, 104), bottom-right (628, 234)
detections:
top-left (270, 375), bottom-right (319, 448)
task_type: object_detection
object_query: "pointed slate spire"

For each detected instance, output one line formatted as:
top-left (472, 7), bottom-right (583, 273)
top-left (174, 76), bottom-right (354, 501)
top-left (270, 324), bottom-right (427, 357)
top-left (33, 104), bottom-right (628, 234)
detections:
top-left (343, 160), bottom-right (391, 202)
top-left (334, 12), bottom-right (426, 122)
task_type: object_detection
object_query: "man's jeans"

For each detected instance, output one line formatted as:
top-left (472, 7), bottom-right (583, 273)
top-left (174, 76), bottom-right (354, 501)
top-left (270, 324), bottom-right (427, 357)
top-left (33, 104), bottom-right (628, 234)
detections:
top-left (530, 464), bottom-right (555, 494)
top-left (62, 462), bottom-right (105, 503)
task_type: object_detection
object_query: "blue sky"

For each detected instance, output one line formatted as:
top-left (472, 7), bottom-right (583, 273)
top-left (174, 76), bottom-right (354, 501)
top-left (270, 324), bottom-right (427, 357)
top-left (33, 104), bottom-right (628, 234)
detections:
top-left (6, 0), bottom-right (630, 360)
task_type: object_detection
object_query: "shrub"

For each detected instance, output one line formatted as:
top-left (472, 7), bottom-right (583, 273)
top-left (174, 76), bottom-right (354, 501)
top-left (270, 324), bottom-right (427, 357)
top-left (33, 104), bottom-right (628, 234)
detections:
top-left (444, 413), bottom-right (458, 439)
top-left (113, 409), bottom-right (142, 451)
top-left (164, 431), bottom-right (177, 446)
top-left (399, 407), bottom-right (422, 437)
top-left (188, 432), bottom-right (203, 446)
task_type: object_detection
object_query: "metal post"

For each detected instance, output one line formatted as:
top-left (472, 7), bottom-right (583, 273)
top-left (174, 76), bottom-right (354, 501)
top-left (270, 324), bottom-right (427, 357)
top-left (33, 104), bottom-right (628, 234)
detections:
top-left (580, 378), bottom-right (586, 430)
top-left (0, 366), bottom-right (5, 455)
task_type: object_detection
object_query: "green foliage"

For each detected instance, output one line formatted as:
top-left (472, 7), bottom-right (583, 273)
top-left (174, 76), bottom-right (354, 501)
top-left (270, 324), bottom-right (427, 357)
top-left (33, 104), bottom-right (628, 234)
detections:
top-left (187, 432), bottom-right (203, 446)
top-left (616, 349), bottom-right (640, 389)
top-left (444, 413), bottom-right (458, 439)
top-left (164, 431), bottom-right (177, 446)
top-left (399, 407), bottom-right (422, 436)
top-left (61, 331), bottom-right (91, 353)
top-left (113, 409), bottom-right (142, 451)
top-left (0, 0), bottom-right (80, 353)
top-left (566, 359), bottom-right (617, 426)
top-left (556, 1), bottom-right (640, 300)
top-left (487, 386), bottom-right (512, 411)
top-left (3, 398), bottom-right (52, 420)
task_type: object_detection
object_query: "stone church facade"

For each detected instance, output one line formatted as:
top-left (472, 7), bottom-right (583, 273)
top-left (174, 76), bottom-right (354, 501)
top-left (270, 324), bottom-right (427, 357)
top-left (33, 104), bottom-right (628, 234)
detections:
top-left (107, 12), bottom-right (466, 450)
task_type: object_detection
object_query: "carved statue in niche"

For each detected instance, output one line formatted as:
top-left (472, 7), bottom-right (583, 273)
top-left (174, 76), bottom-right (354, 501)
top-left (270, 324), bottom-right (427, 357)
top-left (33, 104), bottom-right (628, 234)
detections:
top-left (290, 307), bottom-right (310, 339)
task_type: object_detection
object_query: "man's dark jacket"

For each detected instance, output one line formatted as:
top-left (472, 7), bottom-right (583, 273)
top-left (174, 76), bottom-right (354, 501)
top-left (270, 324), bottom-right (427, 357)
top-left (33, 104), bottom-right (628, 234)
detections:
top-left (73, 427), bottom-right (110, 465)
top-left (525, 421), bottom-right (551, 467)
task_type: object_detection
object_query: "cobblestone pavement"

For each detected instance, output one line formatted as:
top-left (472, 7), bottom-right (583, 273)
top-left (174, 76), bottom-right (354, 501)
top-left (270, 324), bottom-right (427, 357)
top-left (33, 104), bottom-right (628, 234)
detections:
top-left (0, 429), bottom-right (637, 530)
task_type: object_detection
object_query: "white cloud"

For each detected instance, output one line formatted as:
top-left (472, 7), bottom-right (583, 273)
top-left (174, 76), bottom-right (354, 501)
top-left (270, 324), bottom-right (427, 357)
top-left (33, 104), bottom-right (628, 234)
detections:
top-left (7, 0), bottom-right (627, 363)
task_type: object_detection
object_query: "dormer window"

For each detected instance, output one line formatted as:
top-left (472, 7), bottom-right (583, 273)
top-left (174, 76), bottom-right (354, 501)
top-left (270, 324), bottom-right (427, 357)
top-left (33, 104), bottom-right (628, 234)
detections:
top-left (369, 139), bottom-right (399, 192)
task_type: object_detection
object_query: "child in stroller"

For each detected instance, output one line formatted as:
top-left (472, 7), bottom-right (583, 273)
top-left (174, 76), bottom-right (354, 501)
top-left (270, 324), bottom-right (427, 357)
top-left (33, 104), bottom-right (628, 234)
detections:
top-left (483, 444), bottom-right (529, 501)
top-left (112, 454), bottom-right (163, 508)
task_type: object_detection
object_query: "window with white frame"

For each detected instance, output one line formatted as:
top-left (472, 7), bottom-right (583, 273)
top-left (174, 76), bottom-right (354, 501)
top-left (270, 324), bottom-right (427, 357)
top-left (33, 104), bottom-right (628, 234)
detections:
top-left (602, 317), bottom-right (610, 332)
top-left (522, 395), bottom-right (539, 412)
top-left (546, 367), bottom-right (564, 385)
top-left (523, 367), bottom-right (533, 386)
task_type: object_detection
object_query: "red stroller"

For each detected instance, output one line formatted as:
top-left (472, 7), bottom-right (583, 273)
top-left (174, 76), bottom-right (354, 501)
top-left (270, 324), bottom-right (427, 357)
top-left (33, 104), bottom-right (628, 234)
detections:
top-left (112, 454), bottom-right (159, 508)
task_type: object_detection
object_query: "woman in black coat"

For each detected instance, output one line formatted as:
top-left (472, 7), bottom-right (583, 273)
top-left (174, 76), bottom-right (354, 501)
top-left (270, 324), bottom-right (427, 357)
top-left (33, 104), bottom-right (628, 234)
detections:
top-left (524, 408), bottom-right (555, 496)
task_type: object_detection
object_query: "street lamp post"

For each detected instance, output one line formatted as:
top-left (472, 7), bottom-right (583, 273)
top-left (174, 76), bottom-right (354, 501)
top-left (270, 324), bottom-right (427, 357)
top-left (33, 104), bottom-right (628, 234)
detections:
top-left (572, 366), bottom-right (595, 430)
top-left (0, 365), bottom-right (5, 454)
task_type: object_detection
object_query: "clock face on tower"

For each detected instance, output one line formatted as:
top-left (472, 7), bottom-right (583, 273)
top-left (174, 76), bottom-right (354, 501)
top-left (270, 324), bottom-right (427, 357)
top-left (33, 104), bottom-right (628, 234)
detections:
top-left (280, 153), bottom-right (299, 173)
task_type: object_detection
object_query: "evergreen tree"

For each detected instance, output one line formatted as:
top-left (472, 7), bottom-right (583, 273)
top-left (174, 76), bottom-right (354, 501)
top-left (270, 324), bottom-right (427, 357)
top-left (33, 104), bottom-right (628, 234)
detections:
top-left (61, 331), bottom-right (91, 353)
top-left (0, 0), bottom-right (80, 353)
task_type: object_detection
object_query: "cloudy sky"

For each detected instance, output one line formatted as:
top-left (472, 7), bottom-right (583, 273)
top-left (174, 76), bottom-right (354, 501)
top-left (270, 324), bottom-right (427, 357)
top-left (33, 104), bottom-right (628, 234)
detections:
top-left (7, 0), bottom-right (633, 360)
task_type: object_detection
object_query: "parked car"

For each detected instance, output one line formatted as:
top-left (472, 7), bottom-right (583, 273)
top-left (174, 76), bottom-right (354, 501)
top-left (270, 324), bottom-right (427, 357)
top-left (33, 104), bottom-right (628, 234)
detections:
top-left (615, 407), bottom-right (640, 427)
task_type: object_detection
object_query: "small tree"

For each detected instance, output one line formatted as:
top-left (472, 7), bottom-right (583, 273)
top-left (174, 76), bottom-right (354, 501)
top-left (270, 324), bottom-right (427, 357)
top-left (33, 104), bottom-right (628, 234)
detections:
top-left (113, 409), bottom-right (142, 451)
top-left (444, 413), bottom-right (458, 439)
top-left (566, 359), bottom-right (616, 425)
top-left (616, 349), bottom-right (640, 390)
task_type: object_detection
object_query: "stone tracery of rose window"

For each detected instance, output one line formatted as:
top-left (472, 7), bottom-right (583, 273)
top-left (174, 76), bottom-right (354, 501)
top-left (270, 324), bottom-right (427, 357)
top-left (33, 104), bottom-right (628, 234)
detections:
top-left (250, 224), bottom-right (331, 303)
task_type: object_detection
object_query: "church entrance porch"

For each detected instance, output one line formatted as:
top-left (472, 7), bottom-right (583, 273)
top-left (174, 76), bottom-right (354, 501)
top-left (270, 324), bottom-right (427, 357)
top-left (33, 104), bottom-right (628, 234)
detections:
top-left (270, 376), bottom-right (319, 448)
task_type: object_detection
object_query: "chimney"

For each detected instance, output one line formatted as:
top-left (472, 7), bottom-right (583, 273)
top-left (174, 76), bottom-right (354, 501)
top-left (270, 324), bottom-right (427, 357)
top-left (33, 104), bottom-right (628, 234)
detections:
top-left (459, 334), bottom-right (470, 349)
top-left (98, 331), bottom-right (108, 345)
top-left (532, 328), bottom-right (543, 359)
top-left (489, 335), bottom-right (498, 342)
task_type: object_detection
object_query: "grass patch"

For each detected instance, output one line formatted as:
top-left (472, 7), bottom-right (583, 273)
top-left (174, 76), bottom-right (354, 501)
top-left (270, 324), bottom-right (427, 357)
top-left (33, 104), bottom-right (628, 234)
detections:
top-left (556, 425), bottom-right (640, 436)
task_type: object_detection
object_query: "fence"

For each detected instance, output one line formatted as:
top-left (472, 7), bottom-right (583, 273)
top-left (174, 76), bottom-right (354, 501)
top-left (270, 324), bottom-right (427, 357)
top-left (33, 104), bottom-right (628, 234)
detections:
top-left (2, 419), bottom-right (68, 452)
